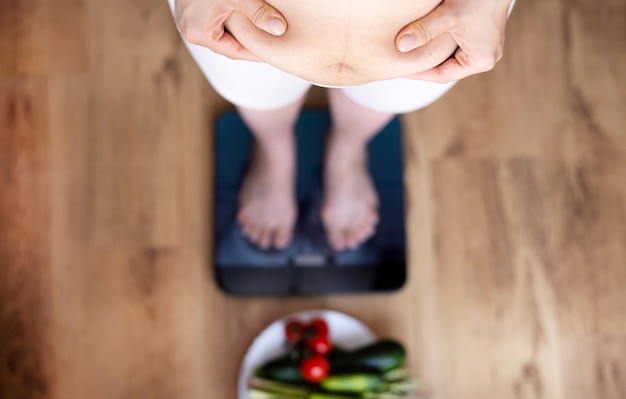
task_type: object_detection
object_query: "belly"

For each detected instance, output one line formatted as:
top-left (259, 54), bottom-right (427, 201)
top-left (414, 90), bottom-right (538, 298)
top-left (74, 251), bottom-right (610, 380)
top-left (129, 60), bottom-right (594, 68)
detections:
top-left (225, 0), bottom-right (458, 86)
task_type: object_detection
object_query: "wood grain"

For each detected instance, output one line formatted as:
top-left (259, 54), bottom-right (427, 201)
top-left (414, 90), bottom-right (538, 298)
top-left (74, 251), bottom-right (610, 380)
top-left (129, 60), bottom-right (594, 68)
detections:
top-left (1, 0), bottom-right (625, 398)
top-left (1, 76), bottom-right (53, 398)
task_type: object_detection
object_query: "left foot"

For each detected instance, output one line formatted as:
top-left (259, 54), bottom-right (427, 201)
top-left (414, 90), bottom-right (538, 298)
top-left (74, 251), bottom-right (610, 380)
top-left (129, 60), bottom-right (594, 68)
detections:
top-left (321, 131), bottom-right (379, 251)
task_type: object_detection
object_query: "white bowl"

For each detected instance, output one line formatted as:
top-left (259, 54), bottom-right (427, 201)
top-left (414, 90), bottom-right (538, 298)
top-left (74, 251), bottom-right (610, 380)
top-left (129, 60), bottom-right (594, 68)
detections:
top-left (238, 309), bottom-right (376, 399)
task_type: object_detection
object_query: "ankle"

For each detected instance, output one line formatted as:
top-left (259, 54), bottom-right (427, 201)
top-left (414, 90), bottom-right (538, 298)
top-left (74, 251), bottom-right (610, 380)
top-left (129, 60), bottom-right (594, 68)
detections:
top-left (326, 132), bottom-right (367, 164)
top-left (254, 129), bottom-right (293, 152)
top-left (252, 139), bottom-right (295, 177)
top-left (328, 126), bottom-right (371, 147)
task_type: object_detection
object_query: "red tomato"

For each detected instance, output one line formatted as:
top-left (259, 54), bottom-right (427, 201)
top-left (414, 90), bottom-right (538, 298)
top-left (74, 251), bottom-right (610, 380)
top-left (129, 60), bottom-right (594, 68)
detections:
top-left (300, 356), bottom-right (329, 383)
top-left (284, 320), bottom-right (305, 344)
top-left (306, 335), bottom-right (332, 355)
top-left (308, 318), bottom-right (329, 337)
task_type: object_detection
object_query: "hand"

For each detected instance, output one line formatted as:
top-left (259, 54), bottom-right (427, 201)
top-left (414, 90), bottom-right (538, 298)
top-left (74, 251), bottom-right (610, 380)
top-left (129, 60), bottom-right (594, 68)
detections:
top-left (174, 0), bottom-right (288, 62)
top-left (395, 0), bottom-right (514, 83)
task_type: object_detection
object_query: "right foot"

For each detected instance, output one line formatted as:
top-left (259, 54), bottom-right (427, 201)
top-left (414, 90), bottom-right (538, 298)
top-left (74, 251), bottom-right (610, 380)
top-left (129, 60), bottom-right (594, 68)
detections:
top-left (237, 138), bottom-right (297, 250)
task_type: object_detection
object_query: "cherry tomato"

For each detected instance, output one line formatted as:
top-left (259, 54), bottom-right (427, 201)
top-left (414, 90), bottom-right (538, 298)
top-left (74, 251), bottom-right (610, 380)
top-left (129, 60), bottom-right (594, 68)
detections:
top-left (300, 356), bottom-right (329, 383)
top-left (308, 318), bottom-right (329, 337)
top-left (284, 320), bottom-right (305, 344)
top-left (306, 335), bottom-right (332, 355)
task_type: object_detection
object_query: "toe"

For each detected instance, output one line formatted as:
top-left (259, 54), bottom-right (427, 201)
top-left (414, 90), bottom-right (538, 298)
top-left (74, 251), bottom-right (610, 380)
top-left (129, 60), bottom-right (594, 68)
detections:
top-left (237, 209), bottom-right (247, 224)
top-left (359, 219), bottom-right (376, 240)
top-left (241, 223), bottom-right (253, 238)
top-left (273, 227), bottom-right (292, 250)
top-left (360, 225), bottom-right (375, 241)
top-left (369, 210), bottom-right (379, 225)
top-left (346, 228), bottom-right (361, 250)
top-left (258, 226), bottom-right (272, 249)
top-left (248, 224), bottom-right (263, 244)
top-left (341, 230), bottom-right (355, 251)
top-left (328, 230), bottom-right (346, 251)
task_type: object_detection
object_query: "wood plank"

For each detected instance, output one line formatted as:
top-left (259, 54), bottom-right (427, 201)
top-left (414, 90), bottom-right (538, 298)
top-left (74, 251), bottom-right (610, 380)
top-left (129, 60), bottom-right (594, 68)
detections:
top-left (429, 159), bottom-right (561, 398)
top-left (0, 0), bottom-right (87, 74)
top-left (0, 76), bottom-right (53, 399)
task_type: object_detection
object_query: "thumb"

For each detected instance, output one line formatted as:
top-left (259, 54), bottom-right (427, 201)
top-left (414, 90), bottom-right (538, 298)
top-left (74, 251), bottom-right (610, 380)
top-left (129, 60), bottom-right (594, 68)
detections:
top-left (396, 3), bottom-right (455, 52)
top-left (239, 0), bottom-right (288, 36)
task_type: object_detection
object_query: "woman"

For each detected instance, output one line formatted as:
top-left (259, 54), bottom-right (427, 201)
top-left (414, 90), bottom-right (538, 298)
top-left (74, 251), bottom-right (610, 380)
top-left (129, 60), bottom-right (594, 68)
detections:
top-left (168, 0), bottom-right (514, 251)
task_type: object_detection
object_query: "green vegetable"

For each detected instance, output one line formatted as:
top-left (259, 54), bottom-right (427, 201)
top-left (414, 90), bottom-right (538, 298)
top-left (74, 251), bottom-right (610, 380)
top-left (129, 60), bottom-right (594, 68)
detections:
top-left (321, 372), bottom-right (384, 393)
top-left (248, 386), bottom-right (367, 399)
top-left (249, 377), bottom-right (314, 397)
top-left (249, 377), bottom-right (418, 399)
top-left (256, 341), bottom-right (406, 384)
top-left (329, 340), bottom-right (406, 373)
top-left (255, 355), bottom-right (307, 385)
top-left (248, 378), bottom-right (358, 399)
top-left (248, 389), bottom-right (299, 399)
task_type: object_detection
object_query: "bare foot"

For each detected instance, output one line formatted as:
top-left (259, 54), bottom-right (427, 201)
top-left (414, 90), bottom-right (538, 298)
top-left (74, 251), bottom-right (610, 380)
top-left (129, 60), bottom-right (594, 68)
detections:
top-left (322, 132), bottom-right (379, 251)
top-left (237, 139), bottom-right (297, 250)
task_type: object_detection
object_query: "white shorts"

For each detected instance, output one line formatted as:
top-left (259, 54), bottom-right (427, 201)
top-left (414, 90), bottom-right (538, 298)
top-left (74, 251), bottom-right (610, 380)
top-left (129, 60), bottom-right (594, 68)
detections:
top-left (185, 43), bottom-right (457, 113)
top-left (168, 0), bottom-right (513, 113)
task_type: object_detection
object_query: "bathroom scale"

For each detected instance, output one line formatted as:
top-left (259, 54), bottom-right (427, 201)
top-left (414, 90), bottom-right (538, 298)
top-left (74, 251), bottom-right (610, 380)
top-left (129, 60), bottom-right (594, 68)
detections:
top-left (214, 110), bottom-right (407, 296)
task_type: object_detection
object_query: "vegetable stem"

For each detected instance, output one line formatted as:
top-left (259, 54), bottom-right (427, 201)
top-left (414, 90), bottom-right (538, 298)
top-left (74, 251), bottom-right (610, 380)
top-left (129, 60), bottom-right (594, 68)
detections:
top-left (249, 370), bottom-right (419, 399)
top-left (249, 378), bottom-right (312, 397)
top-left (248, 388), bottom-right (301, 399)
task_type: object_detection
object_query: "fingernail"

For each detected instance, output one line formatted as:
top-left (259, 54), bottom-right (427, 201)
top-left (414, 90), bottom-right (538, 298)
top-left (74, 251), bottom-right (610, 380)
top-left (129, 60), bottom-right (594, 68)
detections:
top-left (398, 35), bottom-right (414, 52)
top-left (268, 17), bottom-right (286, 35)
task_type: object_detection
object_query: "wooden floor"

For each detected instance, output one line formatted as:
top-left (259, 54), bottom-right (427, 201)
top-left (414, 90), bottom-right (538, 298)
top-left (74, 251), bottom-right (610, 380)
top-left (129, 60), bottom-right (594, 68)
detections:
top-left (1, 0), bottom-right (625, 398)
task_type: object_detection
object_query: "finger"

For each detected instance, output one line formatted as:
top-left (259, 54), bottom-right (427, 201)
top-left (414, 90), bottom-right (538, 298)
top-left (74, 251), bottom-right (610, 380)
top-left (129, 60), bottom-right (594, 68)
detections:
top-left (396, 3), bottom-right (457, 52)
top-left (175, 2), bottom-right (263, 61)
top-left (238, 0), bottom-right (287, 36)
top-left (405, 60), bottom-right (467, 83)
top-left (406, 47), bottom-right (498, 83)
top-left (178, 19), bottom-right (262, 60)
top-left (196, 22), bottom-right (263, 61)
top-left (210, 31), bottom-right (263, 61)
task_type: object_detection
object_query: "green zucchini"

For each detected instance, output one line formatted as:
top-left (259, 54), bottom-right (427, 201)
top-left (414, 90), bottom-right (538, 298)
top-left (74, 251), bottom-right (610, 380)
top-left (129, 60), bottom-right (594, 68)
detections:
top-left (329, 340), bottom-right (406, 373)
top-left (255, 355), bottom-right (305, 385)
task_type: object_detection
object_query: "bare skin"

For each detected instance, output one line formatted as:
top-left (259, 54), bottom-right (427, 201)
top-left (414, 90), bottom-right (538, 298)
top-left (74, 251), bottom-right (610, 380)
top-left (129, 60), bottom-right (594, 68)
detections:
top-left (224, 0), bottom-right (459, 87)
top-left (174, 0), bottom-right (514, 250)
top-left (237, 139), bottom-right (296, 250)
top-left (322, 89), bottom-right (394, 251)
top-left (224, 0), bottom-right (456, 250)
top-left (322, 130), bottom-right (379, 251)
top-left (236, 89), bottom-right (394, 251)
top-left (236, 100), bottom-right (302, 250)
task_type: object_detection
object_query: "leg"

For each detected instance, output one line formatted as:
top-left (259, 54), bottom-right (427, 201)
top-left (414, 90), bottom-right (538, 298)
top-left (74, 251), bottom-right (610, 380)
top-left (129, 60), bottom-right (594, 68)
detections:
top-left (237, 95), bottom-right (306, 250)
top-left (322, 89), bottom-right (395, 251)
